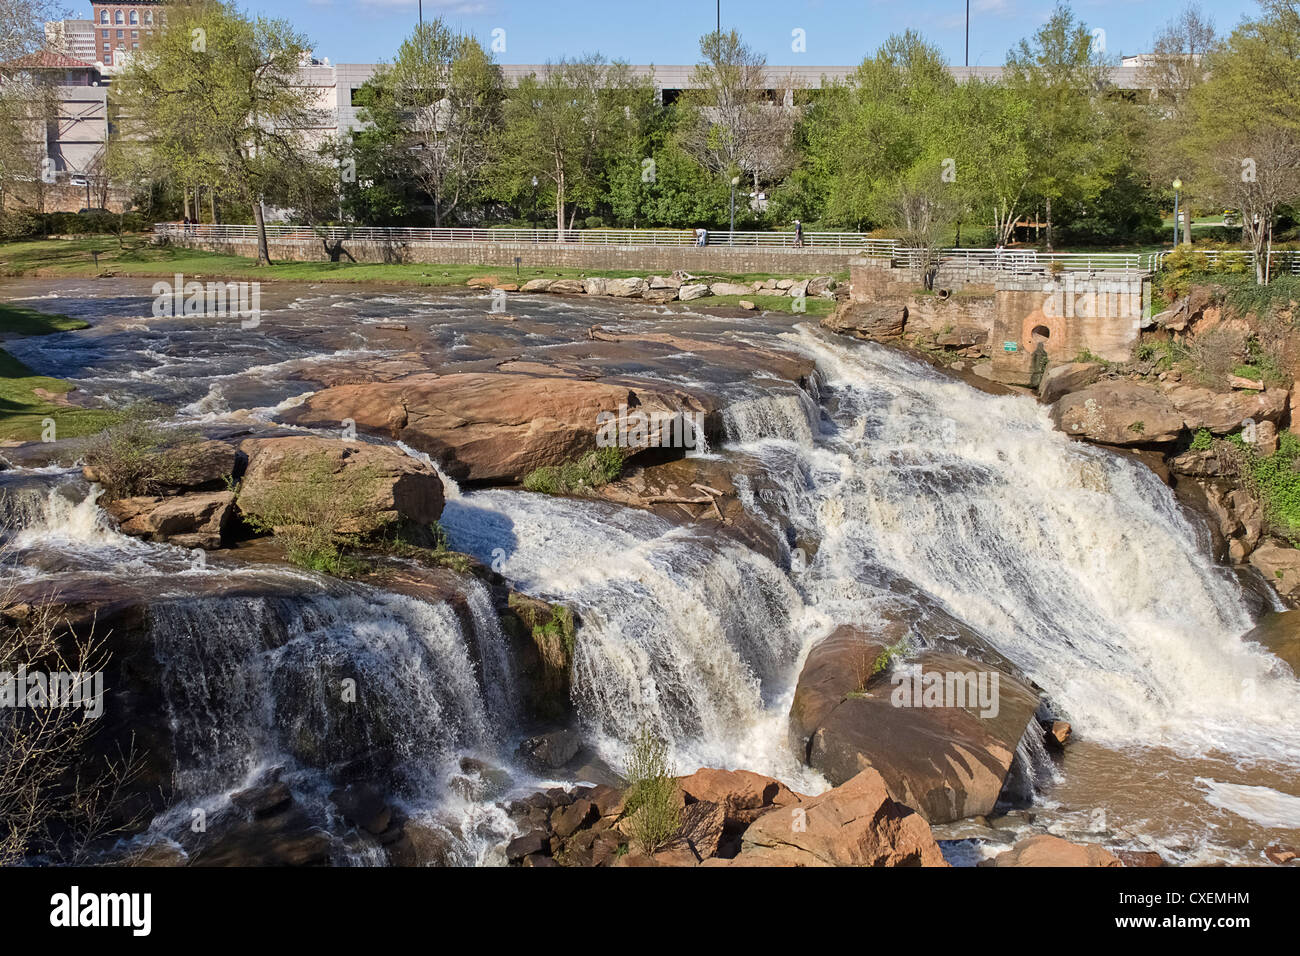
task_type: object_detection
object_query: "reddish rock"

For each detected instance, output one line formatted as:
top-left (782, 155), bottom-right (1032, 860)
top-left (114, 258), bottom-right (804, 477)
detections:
top-left (103, 490), bottom-right (235, 549)
top-left (737, 768), bottom-right (947, 867)
top-left (986, 834), bottom-right (1122, 867)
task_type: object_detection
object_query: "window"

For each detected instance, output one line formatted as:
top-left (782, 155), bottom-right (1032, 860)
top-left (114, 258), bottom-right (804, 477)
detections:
top-left (101, 30), bottom-right (108, 37)
top-left (145, 11), bottom-right (152, 23)
top-left (132, 42), bottom-right (138, 49)
top-left (129, 10), bottom-right (137, 24)
top-left (116, 29), bottom-right (122, 38)
top-left (131, 30), bottom-right (137, 38)
top-left (114, 10), bottom-right (123, 24)
top-left (100, 10), bottom-right (108, 22)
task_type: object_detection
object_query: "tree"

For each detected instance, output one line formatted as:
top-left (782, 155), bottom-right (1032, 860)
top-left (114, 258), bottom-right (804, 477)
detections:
top-left (1005, 4), bottom-right (1116, 250)
top-left (111, 1), bottom-right (323, 264)
top-left (1186, 0), bottom-right (1300, 282)
top-left (948, 79), bottom-right (1035, 245)
top-left (1140, 3), bottom-right (1218, 245)
top-left (357, 20), bottom-right (503, 226)
top-left (678, 30), bottom-right (798, 194)
top-left (494, 56), bottom-right (649, 237)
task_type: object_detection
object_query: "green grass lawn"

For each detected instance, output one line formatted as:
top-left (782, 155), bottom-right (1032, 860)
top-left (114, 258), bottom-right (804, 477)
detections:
top-left (0, 303), bottom-right (117, 443)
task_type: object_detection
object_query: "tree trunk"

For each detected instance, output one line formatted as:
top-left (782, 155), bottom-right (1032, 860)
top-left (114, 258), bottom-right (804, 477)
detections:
top-left (556, 170), bottom-right (565, 240)
top-left (253, 200), bottom-right (271, 266)
top-left (1045, 197), bottom-right (1053, 252)
top-left (1182, 205), bottom-right (1192, 246)
top-left (209, 191), bottom-right (218, 224)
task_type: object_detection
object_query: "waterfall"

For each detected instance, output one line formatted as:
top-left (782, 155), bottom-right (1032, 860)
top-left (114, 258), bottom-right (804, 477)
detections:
top-left (438, 491), bottom-right (826, 787)
top-left (738, 326), bottom-right (1300, 766)
top-left (146, 580), bottom-right (516, 802)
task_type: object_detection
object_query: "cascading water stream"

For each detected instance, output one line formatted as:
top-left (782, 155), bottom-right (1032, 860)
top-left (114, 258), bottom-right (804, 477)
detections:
top-left (745, 327), bottom-right (1300, 768)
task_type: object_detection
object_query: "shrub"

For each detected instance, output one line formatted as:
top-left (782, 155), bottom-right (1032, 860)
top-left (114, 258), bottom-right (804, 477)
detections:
top-left (81, 405), bottom-right (204, 500)
top-left (522, 447), bottom-right (624, 495)
top-left (1190, 428), bottom-right (1214, 451)
top-left (237, 453), bottom-right (382, 575)
top-left (623, 725), bottom-right (680, 856)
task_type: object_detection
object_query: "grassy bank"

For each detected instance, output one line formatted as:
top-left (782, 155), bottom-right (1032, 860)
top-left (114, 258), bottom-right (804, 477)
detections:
top-left (0, 236), bottom-right (848, 299)
top-left (0, 304), bottom-right (121, 443)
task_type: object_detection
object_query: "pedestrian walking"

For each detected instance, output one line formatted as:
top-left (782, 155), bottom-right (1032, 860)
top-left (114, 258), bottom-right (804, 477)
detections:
top-left (793, 220), bottom-right (804, 247)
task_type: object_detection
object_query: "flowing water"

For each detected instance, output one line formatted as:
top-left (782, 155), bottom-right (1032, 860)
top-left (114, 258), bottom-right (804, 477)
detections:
top-left (2, 278), bottom-right (1297, 864)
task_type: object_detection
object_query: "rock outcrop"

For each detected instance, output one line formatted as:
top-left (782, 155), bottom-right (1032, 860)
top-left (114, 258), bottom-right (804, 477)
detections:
top-left (821, 300), bottom-right (907, 339)
top-left (284, 371), bottom-right (717, 484)
top-left (1051, 383), bottom-right (1185, 445)
top-left (238, 436), bottom-right (444, 533)
top-left (984, 834), bottom-right (1122, 867)
top-left (103, 490), bottom-right (236, 550)
top-left (788, 624), bottom-right (1041, 824)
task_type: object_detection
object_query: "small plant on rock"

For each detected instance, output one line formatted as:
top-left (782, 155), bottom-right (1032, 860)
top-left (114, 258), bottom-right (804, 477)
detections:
top-left (623, 724), bottom-right (680, 856)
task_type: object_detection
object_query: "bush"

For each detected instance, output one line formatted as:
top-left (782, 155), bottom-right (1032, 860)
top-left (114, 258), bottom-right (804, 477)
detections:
top-left (522, 447), bottom-right (624, 495)
top-left (81, 405), bottom-right (204, 500)
top-left (623, 725), bottom-right (680, 856)
top-left (237, 453), bottom-right (383, 575)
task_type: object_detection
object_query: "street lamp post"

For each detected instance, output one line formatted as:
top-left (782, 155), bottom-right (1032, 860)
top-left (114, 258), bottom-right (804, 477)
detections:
top-left (729, 175), bottom-right (739, 244)
top-left (1172, 178), bottom-right (1183, 247)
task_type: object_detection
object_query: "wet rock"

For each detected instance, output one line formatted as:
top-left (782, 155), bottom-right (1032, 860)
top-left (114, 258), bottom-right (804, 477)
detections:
top-left (330, 783), bottom-right (392, 835)
top-left (985, 834), bottom-right (1122, 867)
top-left (737, 768), bottom-right (947, 867)
top-left (230, 770), bottom-right (292, 817)
top-left (552, 799), bottom-right (598, 839)
top-left (1265, 844), bottom-right (1297, 865)
top-left (103, 491), bottom-right (235, 549)
top-left (506, 830), bottom-right (549, 862)
top-left (238, 436), bottom-right (444, 533)
top-left (188, 806), bottom-right (335, 866)
top-left (789, 624), bottom-right (1040, 824)
top-left (1240, 610), bottom-right (1300, 673)
top-left (516, 729), bottom-right (582, 770)
top-left (1116, 849), bottom-right (1167, 867)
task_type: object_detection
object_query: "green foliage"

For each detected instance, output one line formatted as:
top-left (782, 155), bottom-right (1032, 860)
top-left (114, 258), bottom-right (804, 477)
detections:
top-left (522, 447), bottom-right (625, 495)
top-left (1229, 430), bottom-right (1300, 545)
top-left (0, 304), bottom-right (89, 335)
top-left (871, 636), bottom-right (911, 676)
top-left (623, 725), bottom-right (680, 856)
top-left (1190, 427), bottom-right (1214, 451)
top-left (81, 406), bottom-right (203, 500)
top-left (237, 453), bottom-right (384, 576)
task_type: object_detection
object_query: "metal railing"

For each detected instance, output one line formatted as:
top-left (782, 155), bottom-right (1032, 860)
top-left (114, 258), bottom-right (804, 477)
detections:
top-left (899, 247), bottom-right (1151, 275)
top-left (1148, 248), bottom-right (1300, 275)
top-left (152, 222), bottom-right (897, 252)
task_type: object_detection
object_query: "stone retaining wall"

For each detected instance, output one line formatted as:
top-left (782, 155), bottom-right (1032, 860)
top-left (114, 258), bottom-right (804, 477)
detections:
top-left (169, 235), bottom-right (854, 275)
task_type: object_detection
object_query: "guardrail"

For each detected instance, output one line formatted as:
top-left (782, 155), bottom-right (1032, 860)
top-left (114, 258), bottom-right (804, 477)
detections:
top-left (152, 222), bottom-right (898, 253)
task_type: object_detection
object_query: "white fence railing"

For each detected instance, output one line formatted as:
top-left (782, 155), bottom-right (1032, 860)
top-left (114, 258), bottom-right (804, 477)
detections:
top-left (1148, 248), bottom-right (1300, 275)
top-left (902, 248), bottom-right (1151, 275)
top-left (152, 222), bottom-right (896, 253)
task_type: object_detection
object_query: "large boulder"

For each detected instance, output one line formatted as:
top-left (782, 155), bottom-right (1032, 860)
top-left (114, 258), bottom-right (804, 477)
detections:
top-left (103, 491), bottom-right (235, 550)
top-left (985, 834), bottom-right (1121, 867)
top-left (1163, 383), bottom-right (1289, 434)
top-left (678, 283), bottom-right (710, 301)
top-left (1038, 362), bottom-right (1103, 404)
top-left (1050, 383), bottom-right (1185, 445)
top-left (83, 438), bottom-right (238, 495)
top-left (238, 437), bottom-right (444, 534)
top-left (677, 767), bottom-right (802, 830)
top-left (1248, 542), bottom-right (1300, 608)
top-left (581, 277), bottom-right (607, 296)
top-left (709, 282), bottom-right (753, 297)
top-left (284, 371), bottom-right (716, 483)
top-left (822, 300), bottom-right (907, 339)
top-left (734, 768), bottom-right (947, 867)
top-left (606, 277), bottom-right (648, 298)
top-left (789, 625), bottom-right (1040, 824)
top-left (1240, 610), bottom-right (1300, 674)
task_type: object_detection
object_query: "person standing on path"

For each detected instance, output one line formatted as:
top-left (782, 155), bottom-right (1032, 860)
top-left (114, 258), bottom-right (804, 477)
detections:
top-left (794, 220), bottom-right (804, 247)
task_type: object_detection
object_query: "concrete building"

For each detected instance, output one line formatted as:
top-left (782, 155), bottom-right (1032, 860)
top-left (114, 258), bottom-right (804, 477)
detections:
top-left (44, 19), bottom-right (96, 62)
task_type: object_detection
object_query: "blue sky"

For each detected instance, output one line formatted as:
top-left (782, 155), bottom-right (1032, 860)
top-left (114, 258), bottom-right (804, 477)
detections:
top-left (234, 0), bottom-right (1261, 66)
